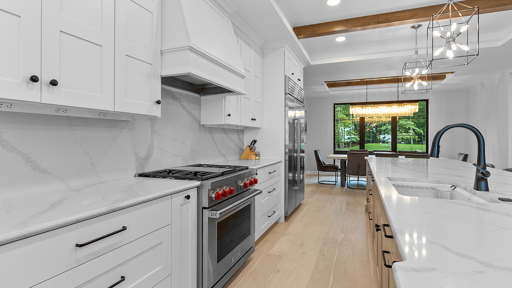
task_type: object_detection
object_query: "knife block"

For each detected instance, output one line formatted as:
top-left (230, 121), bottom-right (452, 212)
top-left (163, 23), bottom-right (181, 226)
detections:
top-left (240, 146), bottom-right (256, 160)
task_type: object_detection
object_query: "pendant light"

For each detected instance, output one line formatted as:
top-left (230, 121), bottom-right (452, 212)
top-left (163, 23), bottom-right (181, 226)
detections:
top-left (428, 0), bottom-right (479, 68)
top-left (402, 24), bottom-right (431, 94)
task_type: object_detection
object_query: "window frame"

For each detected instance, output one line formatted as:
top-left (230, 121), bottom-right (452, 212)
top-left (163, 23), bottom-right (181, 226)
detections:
top-left (333, 99), bottom-right (429, 154)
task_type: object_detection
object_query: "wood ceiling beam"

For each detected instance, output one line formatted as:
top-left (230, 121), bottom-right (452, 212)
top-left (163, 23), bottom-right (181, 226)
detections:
top-left (294, 0), bottom-right (512, 39)
top-left (325, 72), bottom-right (453, 88)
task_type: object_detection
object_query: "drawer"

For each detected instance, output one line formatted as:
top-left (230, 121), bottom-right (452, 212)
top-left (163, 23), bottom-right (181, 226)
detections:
top-left (256, 163), bottom-right (281, 184)
top-left (255, 178), bottom-right (280, 211)
top-left (34, 225), bottom-right (172, 288)
top-left (154, 275), bottom-right (172, 288)
top-left (0, 197), bottom-right (172, 288)
top-left (256, 201), bottom-right (281, 240)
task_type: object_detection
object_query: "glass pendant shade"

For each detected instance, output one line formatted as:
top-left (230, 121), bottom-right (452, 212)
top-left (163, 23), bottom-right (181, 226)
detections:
top-left (427, 0), bottom-right (479, 68)
top-left (402, 24), bottom-right (431, 94)
top-left (350, 102), bottom-right (419, 118)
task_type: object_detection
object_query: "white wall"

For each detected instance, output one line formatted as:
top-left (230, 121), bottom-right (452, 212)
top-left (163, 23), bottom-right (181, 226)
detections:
top-left (0, 87), bottom-right (244, 196)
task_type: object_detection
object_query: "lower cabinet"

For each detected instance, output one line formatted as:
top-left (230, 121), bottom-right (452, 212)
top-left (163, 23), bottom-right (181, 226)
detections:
top-left (254, 163), bottom-right (282, 240)
top-left (366, 164), bottom-right (402, 288)
top-left (0, 188), bottom-right (197, 288)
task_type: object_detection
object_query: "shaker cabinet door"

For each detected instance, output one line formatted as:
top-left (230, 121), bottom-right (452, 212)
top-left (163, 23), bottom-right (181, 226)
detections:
top-left (0, 0), bottom-right (41, 102)
top-left (41, 0), bottom-right (115, 110)
top-left (115, 0), bottom-right (161, 116)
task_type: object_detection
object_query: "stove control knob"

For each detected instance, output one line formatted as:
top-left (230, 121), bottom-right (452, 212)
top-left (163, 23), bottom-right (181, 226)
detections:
top-left (253, 178), bottom-right (258, 185)
top-left (243, 182), bottom-right (249, 189)
top-left (214, 192), bottom-right (222, 201)
top-left (222, 189), bottom-right (229, 197)
top-left (228, 187), bottom-right (235, 195)
top-left (249, 179), bottom-right (254, 186)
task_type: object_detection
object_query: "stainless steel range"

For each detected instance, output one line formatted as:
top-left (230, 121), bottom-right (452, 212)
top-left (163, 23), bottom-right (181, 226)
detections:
top-left (137, 164), bottom-right (261, 288)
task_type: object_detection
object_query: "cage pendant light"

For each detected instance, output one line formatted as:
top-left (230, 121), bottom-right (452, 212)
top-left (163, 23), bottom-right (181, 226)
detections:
top-left (402, 24), bottom-right (431, 94)
top-left (427, 0), bottom-right (479, 68)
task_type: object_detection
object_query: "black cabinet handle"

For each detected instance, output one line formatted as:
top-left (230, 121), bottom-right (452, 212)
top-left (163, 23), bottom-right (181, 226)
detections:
top-left (108, 276), bottom-right (126, 288)
top-left (382, 224), bottom-right (394, 239)
top-left (155, 100), bottom-right (161, 105)
top-left (49, 79), bottom-right (59, 86)
top-left (291, 72), bottom-right (295, 75)
top-left (251, 118), bottom-right (256, 121)
top-left (268, 170), bottom-right (277, 174)
top-left (368, 212), bottom-right (372, 221)
top-left (29, 75), bottom-right (39, 83)
top-left (375, 224), bottom-right (381, 232)
top-left (369, 189), bottom-right (372, 195)
top-left (268, 188), bottom-right (276, 193)
top-left (367, 197), bottom-right (370, 203)
top-left (227, 113), bottom-right (231, 117)
top-left (185, 195), bottom-right (191, 200)
top-left (268, 211), bottom-right (276, 218)
top-left (382, 250), bottom-right (397, 269)
top-left (298, 78), bottom-right (301, 82)
top-left (76, 226), bottom-right (127, 248)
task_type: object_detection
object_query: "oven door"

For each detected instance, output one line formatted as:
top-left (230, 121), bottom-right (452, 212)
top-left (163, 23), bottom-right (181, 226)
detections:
top-left (203, 189), bottom-right (261, 288)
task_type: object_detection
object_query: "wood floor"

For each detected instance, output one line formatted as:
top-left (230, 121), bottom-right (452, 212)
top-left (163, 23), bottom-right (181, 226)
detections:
top-left (223, 175), bottom-right (379, 288)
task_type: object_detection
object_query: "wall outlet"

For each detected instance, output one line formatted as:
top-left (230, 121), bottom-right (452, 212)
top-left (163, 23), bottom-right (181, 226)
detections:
top-left (55, 108), bottom-right (68, 114)
top-left (0, 102), bottom-right (14, 109)
top-left (98, 112), bottom-right (108, 117)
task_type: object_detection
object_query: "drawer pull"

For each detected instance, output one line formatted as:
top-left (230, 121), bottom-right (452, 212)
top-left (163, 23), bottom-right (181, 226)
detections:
top-left (268, 170), bottom-right (277, 174)
top-left (268, 188), bottom-right (276, 193)
top-left (375, 224), bottom-right (381, 232)
top-left (382, 250), bottom-right (397, 269)
top-left (382, 224), bottom-right (394, 239)
top-left (268, 211), bottom-right (276, 218)
top-left (368, 212), bottom-right (372, 221)
top-left (76, 226), bottom-right (127, 248)
top-left (108, 276), bottom-right (126, 288)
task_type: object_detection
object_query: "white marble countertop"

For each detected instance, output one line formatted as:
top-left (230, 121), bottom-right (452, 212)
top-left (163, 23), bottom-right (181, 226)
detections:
top-left (368, 157), bottom-right (512, 288)
top-left (214, 159), bottom-right (281, 170)
top-left (0, 177), bottom-right (199, 246)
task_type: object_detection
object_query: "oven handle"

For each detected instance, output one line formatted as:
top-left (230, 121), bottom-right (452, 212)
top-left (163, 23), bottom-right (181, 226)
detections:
top-left (208, 189), bottom-right (262, 219)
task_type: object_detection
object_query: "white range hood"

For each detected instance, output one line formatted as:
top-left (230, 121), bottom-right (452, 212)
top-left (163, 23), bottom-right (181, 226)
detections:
top-left (161, 0), bottom-right (246, 96)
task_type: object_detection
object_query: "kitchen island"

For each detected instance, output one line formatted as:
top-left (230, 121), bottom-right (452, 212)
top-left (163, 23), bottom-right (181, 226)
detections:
top-left (368, 157), bottom-right (512, 288)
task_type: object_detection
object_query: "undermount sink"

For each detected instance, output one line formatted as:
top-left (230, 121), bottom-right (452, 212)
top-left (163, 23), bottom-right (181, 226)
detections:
top-left (389, 178), bottom-right (500, 204)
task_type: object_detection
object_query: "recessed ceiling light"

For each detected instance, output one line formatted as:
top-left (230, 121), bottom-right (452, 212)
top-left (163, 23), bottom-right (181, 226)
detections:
top-left (336, 36), bottom-right (346, 42)
top-left (327, 0), bottom-right (340, 6)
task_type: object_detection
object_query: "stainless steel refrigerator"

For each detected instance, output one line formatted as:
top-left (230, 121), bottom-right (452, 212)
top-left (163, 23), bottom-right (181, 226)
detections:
top-left (285, 76), bottom-right (306, 217)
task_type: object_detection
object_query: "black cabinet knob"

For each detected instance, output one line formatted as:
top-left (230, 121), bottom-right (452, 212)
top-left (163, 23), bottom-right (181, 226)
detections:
top-left (298, 78), bottom-right (301, 82)
top-left (155, 100), bottom-right (162, 105)
top-left (292, 72), bottom-right (295, 75)
top-left (227, 113), bottom-right (231, 117)
top-left (185, 195), bottom-right (191, 200)
top-left (49, 79), bottom-right (59, 86)
top-left (251, 118), bottom-right (256, 121)
top-left (29, 75), bottom-right (39, 83)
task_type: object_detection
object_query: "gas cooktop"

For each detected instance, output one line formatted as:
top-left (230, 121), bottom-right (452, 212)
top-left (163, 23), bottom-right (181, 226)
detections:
top-left (137, 164), bottom-right (249, 181)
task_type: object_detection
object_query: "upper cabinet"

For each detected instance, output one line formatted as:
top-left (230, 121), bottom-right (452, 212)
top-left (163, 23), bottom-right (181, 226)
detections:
top-left (0, 0), bottom-right (161, 118)
top-left (200, 29), bottom-right (262, 129)
top-left (0, 0), bottom-right (42, 103)
top-left (285, 50), bottom-right (304, 88)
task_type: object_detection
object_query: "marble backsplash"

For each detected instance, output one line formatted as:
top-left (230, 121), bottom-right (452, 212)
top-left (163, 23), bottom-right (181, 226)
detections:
top-left (0, 86), bottom-right (244, 196)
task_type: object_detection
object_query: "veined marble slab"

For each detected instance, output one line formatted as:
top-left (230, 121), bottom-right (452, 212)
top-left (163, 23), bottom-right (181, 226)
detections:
top-left (368, 157), bottom-right (512, 288)
top-left (0, 178), bottom-right (199, 246)
top-left (214, 159), bottom-right (281, 170)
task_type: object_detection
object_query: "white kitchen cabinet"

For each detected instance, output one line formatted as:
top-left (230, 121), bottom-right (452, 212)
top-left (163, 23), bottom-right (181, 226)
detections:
top-left (171, 189), bottom-right (197, 288)
top-left (115, 0), bottom-right (161, 116)
top-left (254, 163), bottom-right (282, 240)
top-left (0, 0), bottom-right (41, 103)
top-left (285, 50), bottom-right (304, 88)
top-left (201, 95), bottom-right (242, 128)
top-left (0, 0), bottom-right (160, 118)
top-left (41, 0), bottom-right (115, 111)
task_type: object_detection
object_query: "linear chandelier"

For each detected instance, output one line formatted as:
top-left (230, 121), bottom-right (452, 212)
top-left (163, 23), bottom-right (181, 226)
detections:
top-left (428, 0), bottom-right (479, 68)
top-left (350, 102), bottom-right (419, 118)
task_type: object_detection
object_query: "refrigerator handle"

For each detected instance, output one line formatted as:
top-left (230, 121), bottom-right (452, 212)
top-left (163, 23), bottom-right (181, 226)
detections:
top-left (295, 119), bottom-right (301, 188)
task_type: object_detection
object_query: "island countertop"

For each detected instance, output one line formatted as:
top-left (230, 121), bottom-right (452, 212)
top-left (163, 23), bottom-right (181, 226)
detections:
top-left (0, 177), bottom-right (200, 246)
top-left (368, 157), bottom-right (512, 288)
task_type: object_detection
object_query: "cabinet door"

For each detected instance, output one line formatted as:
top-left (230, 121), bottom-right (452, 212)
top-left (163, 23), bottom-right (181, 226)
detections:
top-left (251, 100), bottom-right (262, 127)
top-left (225, 96), bottom-right (240, 125)
top-left (171, 189), bottom-right (197, 288)
top-left (285, 52), bottom-right (293, 78)
top-left (240, 95), bottom-right (252, 126)
top-left (0, 0), bottom-right (41, 102)
top-left (297, 68), bottom-right (304, 88)
top-left (41, 0), bottom-right (115, 110)
top-left (115, 0), bottom-right (161, 116)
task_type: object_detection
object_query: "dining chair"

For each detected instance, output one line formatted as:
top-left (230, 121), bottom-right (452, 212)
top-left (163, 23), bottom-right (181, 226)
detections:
top-left (504, 168), bottom-right (512, 172)
top-left (375, 152), bottom-right (399, 158)
top-left (404, 153), bottom-right (430, 159)
top-left (346, 151), bottom-right (369, 189)
top-left (398, 151), bottom-right (417, 156)
top-left (314, 150), bottom-right (339, 185)
top-left (458, 153), bottom-right (469, 162)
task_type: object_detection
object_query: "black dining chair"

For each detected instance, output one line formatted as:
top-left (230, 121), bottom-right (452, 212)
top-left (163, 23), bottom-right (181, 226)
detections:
top-left (404, 153), bottom-right (430, 159)
top-left (346, 151), bottom-right (369, 189)
top-left (504, 168), bottom-right (512, 172)
top-left (458, 153), bottom-right (469, 162)
top-left (375, 152), bottom-right (400, 158)
top-left (314, 150), bottom-right (339, 185)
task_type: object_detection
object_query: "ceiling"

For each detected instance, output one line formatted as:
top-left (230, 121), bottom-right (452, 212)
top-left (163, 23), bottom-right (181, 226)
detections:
top-left (226, 0), bottom-right (512, 98)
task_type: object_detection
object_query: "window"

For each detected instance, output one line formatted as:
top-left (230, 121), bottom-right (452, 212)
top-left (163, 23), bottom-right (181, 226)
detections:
top-left (334, 100), bottom-right (428, 153)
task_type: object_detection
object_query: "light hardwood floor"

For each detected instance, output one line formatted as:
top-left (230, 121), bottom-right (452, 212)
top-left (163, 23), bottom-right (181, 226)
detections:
top-left (224, 175), bottom-right (379, 288)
